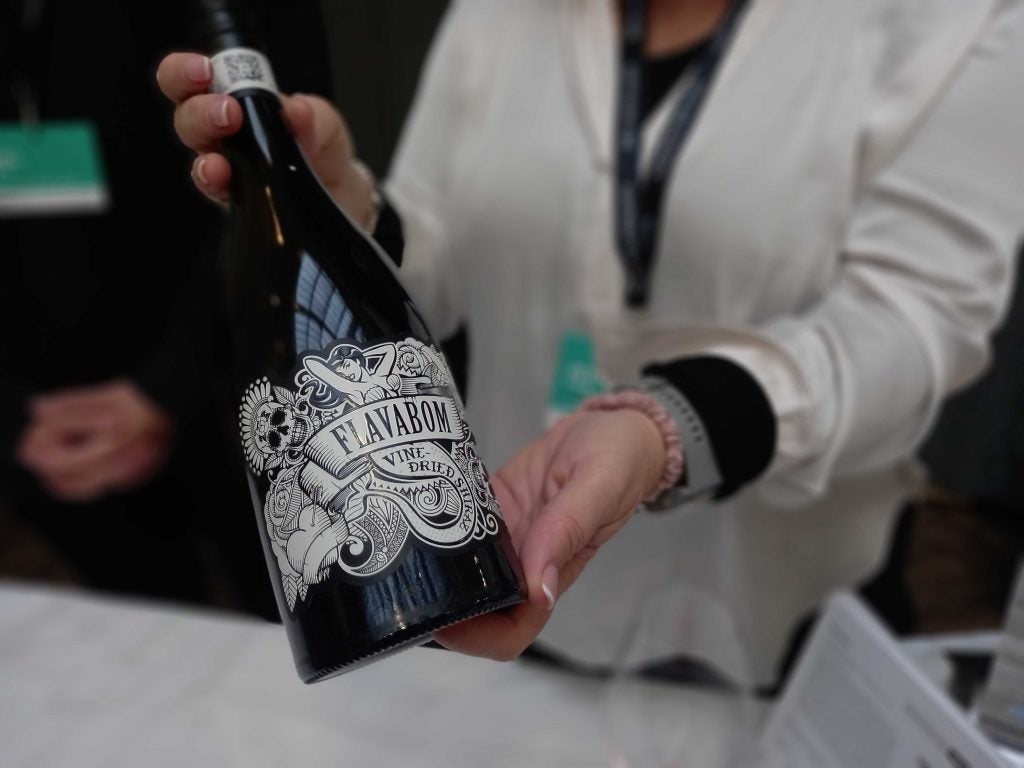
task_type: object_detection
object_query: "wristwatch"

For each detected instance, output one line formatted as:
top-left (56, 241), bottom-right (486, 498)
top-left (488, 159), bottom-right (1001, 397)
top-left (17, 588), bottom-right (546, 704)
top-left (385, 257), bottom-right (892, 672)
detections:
top-left (638, 376), bottom-right (722, 510)
top-left (349, 158), bottom-right (384, 234)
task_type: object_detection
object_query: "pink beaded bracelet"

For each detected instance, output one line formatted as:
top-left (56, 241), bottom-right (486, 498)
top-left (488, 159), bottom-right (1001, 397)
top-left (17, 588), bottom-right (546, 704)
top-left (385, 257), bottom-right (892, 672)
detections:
top-left (580, 390), bottom-right (685, 503)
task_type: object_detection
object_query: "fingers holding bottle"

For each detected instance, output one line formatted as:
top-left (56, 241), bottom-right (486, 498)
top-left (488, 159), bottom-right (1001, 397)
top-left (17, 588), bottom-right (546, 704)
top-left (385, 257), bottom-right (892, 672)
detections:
top-left (156, 52), bottom-right (213, 103)
top-left (172, 91), bottom-right (242, 152)
top-left (432, 410), bottom-right (666, 662)
top-left (158, 53), bottom-right (350, 169)
top-left (157, 52), bottom-right (242, 151)
top-left (157, 52), bottom-right (369, 213)
top-left (158, 52), bottom-right (240, 202)
top-left (279, 93), bottom-right (380, 224)
top-left (190, 153), bottom-right (232, 204)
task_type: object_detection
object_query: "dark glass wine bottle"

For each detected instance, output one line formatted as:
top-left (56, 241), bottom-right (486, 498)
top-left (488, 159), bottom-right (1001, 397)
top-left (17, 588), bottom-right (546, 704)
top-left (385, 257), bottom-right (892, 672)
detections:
top-left (195, 0), bottom-right (525, 682)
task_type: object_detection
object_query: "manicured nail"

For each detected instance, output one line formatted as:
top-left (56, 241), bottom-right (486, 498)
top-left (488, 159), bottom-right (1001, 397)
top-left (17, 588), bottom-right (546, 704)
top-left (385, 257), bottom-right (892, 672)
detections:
top-left (186, 56), bottom-right (212, 83)
top-left (211, 99), bottom-right (231, 128)
top-left (193, 156), bottom-right (209, 185)
top-left (541, 564), bottom-right (559, 611)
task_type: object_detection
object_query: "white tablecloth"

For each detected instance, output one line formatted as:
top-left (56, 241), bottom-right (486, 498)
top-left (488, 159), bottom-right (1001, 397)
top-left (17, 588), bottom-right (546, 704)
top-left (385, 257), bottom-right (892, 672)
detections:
top-left (0, 581), bottom-right (758, 767)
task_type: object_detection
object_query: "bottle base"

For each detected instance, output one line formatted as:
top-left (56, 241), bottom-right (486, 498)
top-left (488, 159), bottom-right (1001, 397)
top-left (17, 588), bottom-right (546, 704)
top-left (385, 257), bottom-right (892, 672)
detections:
top-left (300, 591), bottom-right (524, 683)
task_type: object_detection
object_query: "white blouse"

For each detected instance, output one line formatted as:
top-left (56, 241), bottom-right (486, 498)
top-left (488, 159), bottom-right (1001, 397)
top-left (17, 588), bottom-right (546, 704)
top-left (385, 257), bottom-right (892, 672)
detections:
top-left (386, 0), bottom-right (1024, 685)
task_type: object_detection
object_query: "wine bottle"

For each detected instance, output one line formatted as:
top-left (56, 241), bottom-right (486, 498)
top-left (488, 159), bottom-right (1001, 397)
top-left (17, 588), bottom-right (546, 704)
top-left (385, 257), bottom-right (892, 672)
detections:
top-left (195, 0), bottom-right (525, 682)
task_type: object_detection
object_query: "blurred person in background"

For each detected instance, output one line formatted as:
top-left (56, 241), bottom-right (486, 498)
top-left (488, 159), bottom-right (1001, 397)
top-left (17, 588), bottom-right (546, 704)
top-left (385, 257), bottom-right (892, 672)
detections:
top-left (0, 0), bottom-right (329, 619)
top-left (160, 0), bottom-right (1024, 689)
top-left (911, 255), bottom-right (1024, 632)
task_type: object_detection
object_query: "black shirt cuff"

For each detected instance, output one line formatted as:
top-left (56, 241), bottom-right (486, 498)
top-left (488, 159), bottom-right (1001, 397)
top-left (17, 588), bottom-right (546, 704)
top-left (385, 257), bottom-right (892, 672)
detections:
top-left (642, 355), bottom-right (776, 499)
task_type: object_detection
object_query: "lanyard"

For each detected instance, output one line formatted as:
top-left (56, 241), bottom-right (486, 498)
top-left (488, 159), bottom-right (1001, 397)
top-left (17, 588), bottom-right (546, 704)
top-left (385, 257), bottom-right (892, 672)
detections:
top-left (614, 0), bottom-right (749, 308)
top-left (2, 0), bottom-right (47, 124)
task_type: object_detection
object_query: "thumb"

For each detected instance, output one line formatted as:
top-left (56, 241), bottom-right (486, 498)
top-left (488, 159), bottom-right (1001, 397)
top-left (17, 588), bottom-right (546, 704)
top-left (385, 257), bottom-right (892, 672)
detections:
top-left (515, 468), bottom-right (618, 612)
top-left (281, 94), bottom-right (353, 171)
top-left (281, 93), bottom-right (316, 149)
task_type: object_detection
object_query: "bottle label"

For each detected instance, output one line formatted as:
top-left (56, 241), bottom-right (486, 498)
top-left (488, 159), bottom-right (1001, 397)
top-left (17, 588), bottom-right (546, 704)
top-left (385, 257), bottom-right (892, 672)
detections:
top-left (211, 47), bottom-right (278, 95)
top-left (239, 337), bottom-right (503, 612)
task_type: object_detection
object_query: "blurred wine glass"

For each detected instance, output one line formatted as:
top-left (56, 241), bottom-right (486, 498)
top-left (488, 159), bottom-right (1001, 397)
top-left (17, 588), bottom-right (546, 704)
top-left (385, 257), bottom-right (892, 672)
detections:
top-left (603, 580), bottom-right (768, 768)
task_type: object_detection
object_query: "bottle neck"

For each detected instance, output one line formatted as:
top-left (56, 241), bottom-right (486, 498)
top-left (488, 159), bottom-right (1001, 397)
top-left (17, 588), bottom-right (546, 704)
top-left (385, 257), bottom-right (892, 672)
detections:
top-left (209, 48), bottom-right (304, 193)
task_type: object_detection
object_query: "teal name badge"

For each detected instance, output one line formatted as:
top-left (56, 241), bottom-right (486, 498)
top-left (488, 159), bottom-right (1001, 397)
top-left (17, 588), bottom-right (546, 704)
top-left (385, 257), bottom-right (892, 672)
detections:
top-left (0, 120), bottom-right (109, 216)
top-left (546, 329), bottom-right (608, 426)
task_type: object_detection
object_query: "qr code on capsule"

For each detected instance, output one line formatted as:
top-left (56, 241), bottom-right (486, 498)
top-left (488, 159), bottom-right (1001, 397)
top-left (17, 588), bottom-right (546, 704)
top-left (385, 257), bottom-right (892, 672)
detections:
top-left (223, 52), bottom-right (264, 83)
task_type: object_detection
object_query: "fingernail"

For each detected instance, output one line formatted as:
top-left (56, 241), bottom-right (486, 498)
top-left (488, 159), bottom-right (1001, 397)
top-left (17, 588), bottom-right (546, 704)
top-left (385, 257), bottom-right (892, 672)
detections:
top-left (194, 156), bottom-right (209, 185)
top-left (541, 564), bottom-right (559, 611)
top-left (211, 99), bottom-right (231, 128)
top-left (186, 56), bottom-right (212, 83)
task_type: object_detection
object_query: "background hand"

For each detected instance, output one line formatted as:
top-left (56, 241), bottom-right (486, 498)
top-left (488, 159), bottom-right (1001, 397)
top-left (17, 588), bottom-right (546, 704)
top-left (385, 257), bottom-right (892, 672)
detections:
top-left (16, 381), bottom-right (174, 503)
top-left (155, 53), bottom-right (376, 225)
top-left (434, 409), bottom-right (666, 660)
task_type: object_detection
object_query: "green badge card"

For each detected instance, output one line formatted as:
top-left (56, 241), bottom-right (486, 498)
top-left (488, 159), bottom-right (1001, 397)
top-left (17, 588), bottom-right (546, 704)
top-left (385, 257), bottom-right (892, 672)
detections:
top-left (546, 329), bottom-right (608, 426)
top-left (0, 120), bottom-right (108, 216)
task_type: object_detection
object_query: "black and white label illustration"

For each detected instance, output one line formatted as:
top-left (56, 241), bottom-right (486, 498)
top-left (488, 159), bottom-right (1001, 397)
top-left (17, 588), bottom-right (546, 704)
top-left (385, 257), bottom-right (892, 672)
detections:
top-left (239, 337), bottom-right (501, 611)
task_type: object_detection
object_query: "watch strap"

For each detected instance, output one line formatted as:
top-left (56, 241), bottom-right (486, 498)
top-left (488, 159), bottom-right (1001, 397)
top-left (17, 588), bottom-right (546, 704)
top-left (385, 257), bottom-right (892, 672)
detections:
top-left (636, 376), bottom-right (722, 510)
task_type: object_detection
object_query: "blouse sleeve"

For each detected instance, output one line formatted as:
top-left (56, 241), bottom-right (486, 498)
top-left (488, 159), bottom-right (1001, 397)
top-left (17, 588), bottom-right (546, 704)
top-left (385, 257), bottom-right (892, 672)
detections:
top-left (695, 0), bottom-right (1024, 505)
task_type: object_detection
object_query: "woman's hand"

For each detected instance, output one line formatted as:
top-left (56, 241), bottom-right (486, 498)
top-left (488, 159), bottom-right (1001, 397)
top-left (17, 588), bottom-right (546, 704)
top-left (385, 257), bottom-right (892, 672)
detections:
top-left (434, 408), bottom-right (667, 660)
top-left (155, 53), bottom-right (377, 227)
top-left (16, 381), bottom-right (174, 502)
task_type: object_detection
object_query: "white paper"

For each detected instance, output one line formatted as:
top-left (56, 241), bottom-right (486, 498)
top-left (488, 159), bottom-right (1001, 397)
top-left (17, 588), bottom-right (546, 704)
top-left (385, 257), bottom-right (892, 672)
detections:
top-left (979, 565), bottom-right (1024, 754)
top-left (751, 592), bottom-right (1003, 768)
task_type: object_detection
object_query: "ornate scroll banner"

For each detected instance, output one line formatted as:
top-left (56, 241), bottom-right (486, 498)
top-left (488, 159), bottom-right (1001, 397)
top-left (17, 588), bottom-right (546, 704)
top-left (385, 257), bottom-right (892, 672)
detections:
top-left (239, 338), bottom-right (501, 611)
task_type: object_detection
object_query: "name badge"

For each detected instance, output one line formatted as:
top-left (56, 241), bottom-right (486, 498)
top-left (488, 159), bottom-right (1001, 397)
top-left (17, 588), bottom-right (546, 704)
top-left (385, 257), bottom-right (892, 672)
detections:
top-left (545, 329), bottom-right (608, 427)
top-left (0, 120), bottom-right (109, 217)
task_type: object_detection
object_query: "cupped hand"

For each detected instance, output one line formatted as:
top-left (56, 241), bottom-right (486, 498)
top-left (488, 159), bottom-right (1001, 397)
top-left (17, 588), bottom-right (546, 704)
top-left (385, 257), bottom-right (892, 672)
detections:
top-left (16, 380), bottom-right (175, 503)
top-left (434, 408), bottom-right (667, 661)
top-left (155, 52), bottom-right (373, 222)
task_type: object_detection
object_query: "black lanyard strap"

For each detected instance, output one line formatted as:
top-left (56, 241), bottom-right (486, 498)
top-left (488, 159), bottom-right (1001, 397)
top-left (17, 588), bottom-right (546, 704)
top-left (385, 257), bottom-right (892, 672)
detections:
top-left (2, 0), bottom-right (48, 123)
top-left (614, 0), bottom-right (749, 308)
